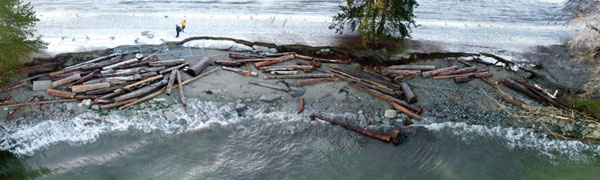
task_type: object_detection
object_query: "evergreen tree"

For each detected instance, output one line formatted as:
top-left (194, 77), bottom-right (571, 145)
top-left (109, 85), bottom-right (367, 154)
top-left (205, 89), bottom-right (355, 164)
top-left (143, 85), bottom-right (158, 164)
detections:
top-left (0, 0), bottom-right (46, 82)
top-left (330, 0), bottom-right (418, 44)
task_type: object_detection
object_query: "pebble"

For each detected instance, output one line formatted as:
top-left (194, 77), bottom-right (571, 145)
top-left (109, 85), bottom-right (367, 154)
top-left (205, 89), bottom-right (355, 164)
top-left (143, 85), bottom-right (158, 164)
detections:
top-left (384, 109), bottom-right (397, 119)
top-left (164, 111), bottom-right (177, 121)
top-left (177, 118), bottom-right (188, 126)
top-left (82, 99), bottom-right (92, 106)
top-left (235, 103), bottom-right (247, 111)
top-left (143, 126), bottom-right (152, 133)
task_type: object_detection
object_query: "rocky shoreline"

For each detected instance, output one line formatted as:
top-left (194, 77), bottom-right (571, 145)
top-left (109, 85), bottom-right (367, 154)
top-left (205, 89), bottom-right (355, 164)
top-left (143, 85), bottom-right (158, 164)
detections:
top-left (1, 38), bottom-right (599, 146)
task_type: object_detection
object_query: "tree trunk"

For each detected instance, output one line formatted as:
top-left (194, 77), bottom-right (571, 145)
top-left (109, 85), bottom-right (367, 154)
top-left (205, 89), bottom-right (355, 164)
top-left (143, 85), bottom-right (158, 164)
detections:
top-left (188, 57), bottom-right (211, 76)
top-left (86, 85), bottom-right (123, 95)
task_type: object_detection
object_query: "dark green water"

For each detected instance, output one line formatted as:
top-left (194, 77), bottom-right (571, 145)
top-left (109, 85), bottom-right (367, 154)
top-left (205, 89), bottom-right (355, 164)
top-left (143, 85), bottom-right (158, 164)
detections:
top-left (1, 100), bottom-right (599, 179)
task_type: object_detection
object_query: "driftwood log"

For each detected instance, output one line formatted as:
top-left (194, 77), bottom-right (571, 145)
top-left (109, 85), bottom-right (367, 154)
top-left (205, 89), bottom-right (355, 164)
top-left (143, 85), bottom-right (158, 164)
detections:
top-left (454, 76), bottom-right (473, 83)
top-left (422, 66), bottom-right (458, 78)
top-left (64, 53), bottom-right (121, 69)
top-left (188, 57), bottom-right (211, 76)
top-left (222, 66), bottom-right (258, 77)
top-left (166, 70), bottom-right (177, 95)
top-left (71, 82), bottom-right (111, 93)
top-left (438, 67), bottom-right (477, 76)
top-left (502, 78), bottom-right (545, 103)
top-left (52, 73), bottom-right (81, 88)
top-left (348, 83), bottom-right (422, 113)
top-left (259, 65), bottom-right (314, 72)
top-left (80, 56), bottom-right (123, 71)
top-left (270, 71), bottom-right (298, 75)
top-left (263, 73), bottom-right (333, 80)
top-left (400, 82), bottom-right (416, 103)
top-left (293, 78), bottom-right (339, 87)
top-left (46, 89), bottom-right (75, 99)
top-left (113, 79), bottom-right (167, 102)
top-left (69, 70), bottom-right (100, 87)
top-left (387, 65), bottom-right (436, 71)
top-left (149, 59), bottom-right (184, 67)
top-left (103, 58), bottom-right (138, 70)
top-left (20, 63), bottom-right (60, 74)
top-left (176, 70), bottom-right (186, 107)
top-left (215, 60), bottom-right (242, 67)
top-left (159, 63), bottom-right (187, 74)
top-left (86, 85), bottom-right (123, 95)
top-left (101, 66), bottom-right (165, 77)
top-left (254, 54), bottom-right (295, 67)
top-left (229, 52), bottom-right (264, 59)
top-left (115, 74), bottom-right (163, 93)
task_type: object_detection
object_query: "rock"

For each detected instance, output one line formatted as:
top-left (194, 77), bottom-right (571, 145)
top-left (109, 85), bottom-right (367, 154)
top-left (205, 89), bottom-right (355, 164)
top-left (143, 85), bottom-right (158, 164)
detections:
top-left (259, 94), bottom-right (281, 102)
top-left (404, 119), bottom-right (414, 126)
top-left (384, 109), bottom-right (397, 119)
top-left (382, 119), bottom-right (391, 126)
top-left (397, 113), bottom-right (408, 119)
top-left (143, 126), bottom-right (152, 133)
top-left (374, 116), bottom-right (382, 123)
top-left (91, 105), bottom-right (100, 111)
top-left (177, 118), bottom-right (188, 126)
top-left (32, 80), bottom-right (52, 91)
top-left (236, 125), bottom-right (246, 131)
top-left (359, 118), bottom-right (368, 129)
top-left (235, 103), bottom-right (247, 111)
top-left (588, 123), bottom-right (597, 129)
top-left (82, 99), bottom-right (92, 106)
top-left (164, 111), bottom-right (177, 121)
top-left (268, 48), bottom-right (277, 53)
top-left (589, 130), bottom-right (600, 139)
top-left (252, 45), bottom-right (270, 53)
top-left (66, 103), bottom-right (75, 111)
top-left (357, 110), bottom-right (363, 115)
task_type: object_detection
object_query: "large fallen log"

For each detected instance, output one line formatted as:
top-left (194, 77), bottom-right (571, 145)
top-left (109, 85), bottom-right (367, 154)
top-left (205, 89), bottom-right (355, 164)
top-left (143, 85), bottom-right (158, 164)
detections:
top-left (80, 56), bottom-right (123, 71)
top-left (293, 78), bottom-right (339, 87)
top-left (348, 83), bottom-right (422, 113)
top-left (259, 65), bottom-right (315, 72)
top-left (422, 66), bottom-right (458, 78)
top-left (100, 99), bottom-right (136, 109)
top-left (46, 89), bottom-right (75, 99)
top-left (176, 70), bottom-right (186, 107)
top-left (0, 99), bottom-right (77, 108)
top-left (437, 66), bottom-right (477, 76)
top-left (263, 73), bottom-right (334, 80)
top-left (52, 73), bottom-right (81, 88)
top-left (159, 63), bottom-right (187, 74)
top-left (166, 70), bottom-right (177, 95)
top-left (50, 71), bottom-right (86, 81)
top-left (69, 70), bottom-right (100, 88)
top-left (521, 82), bottom-right (563, 107)
top-left (188, 57), bottom-right (211, 76)
top-left (71, 82), bottom-right (111, 93)
top-left (270, 71), bottom-right (298, 75)
top-left (309, 113), bottom-right (404, 144)
top-left (86, 85), bottom-right (123, 95)
top-left (49, 66), bottom-right (81, 77)
top-left (229, 52), bottom-right (264, 59)
top-left (454, 76), bottom-right (473, 83)
top-left (20, 63), bottom-right (60, 74)
top-left (400, 82), bottom-right (417, 103)
top-left (113, 79), bottom-right (168, 102)
top-left (103, 58), bottom-right (138, 70)
top-left (115, 74), bottom-right (163, 93)
top-left (64, 53), bottom-right (121, 70)
top-left (248, 81), bottom-right (290, 92)
top-left (330, 65), bottom-right (400, 90)
top-left (382, 69), bottom-right (421, 77)
top-left (117, 61), bottom-right (149, 69)
top-left (502, 78), bottom-right (546, 104)
top-left (214, 60), bottom-right (243, 67)
top-left (254, 54), bottom-right (295, 67)
top-left (101, 66), bottom-right (165, 77)
top-left (105, 74), bottom-right (142, 81)
top-left (149, 59), bottom-right (184, 67)
top-left (75, 95), bottom-right (100, 100)
top-left (387, 65), bottom-right (436, 71)
top-left (222, 66), bottom-right (258, 77)
top-left (433, 72), bottom-right (492, 80)
top-left (141, 72), bottom-right (159, 79)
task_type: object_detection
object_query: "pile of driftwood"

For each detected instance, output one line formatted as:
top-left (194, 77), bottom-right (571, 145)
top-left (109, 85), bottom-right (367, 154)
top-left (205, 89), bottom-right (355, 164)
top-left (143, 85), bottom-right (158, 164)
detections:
top-left (0, 51), bottom-right (222, 121)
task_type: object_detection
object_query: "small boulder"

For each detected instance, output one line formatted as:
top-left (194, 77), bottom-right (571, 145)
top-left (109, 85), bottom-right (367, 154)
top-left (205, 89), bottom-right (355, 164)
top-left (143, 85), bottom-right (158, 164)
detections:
top-left (82, 99), bottom-right (92, 106)
top-left (384, 109), bottom-right (397, 119)
top-left (32, 80), bottom-right (52, 91)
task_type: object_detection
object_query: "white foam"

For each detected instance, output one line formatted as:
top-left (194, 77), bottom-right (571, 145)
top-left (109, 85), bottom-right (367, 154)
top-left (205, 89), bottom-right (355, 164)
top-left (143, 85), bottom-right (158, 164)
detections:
top-left (422, 122), bottom-right (600, 161)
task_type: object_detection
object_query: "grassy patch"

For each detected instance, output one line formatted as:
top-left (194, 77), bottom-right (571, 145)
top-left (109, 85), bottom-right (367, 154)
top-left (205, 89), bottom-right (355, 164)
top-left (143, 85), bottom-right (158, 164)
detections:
top-left (568, 98), bottom-right (600, 119)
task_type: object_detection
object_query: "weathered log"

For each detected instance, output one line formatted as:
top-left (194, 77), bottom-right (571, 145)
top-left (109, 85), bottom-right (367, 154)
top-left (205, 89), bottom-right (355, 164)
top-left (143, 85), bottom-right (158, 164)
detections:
top-left (116, 61), bottom-right (149, 69)
top-left (270, 71), bottom-right (298, 75)
top-left (86, 85), bottom-right (123, 95)
top-left (390, 102), bottom-right (422, 120)
top-left (113, 79), bottom-right (167, 102)
top-left (0, 99), bottom-right (77, 108)
top-left (254, 54), bottom-right (295, 67)
top-left (188, 57), bottom-right (211, 76)
top-left (438, 66), bottom-right (477, 76)
top-left (52, 73), bottom-right (81, 88)
top-left (141, 71), bottom-right (159, 79)
top-left (433, 72), bottom-right (492, 80)
top-left (101, 66), bottom-right (165, 77)
top-left (105, 74), bottom-right (142, 81)
top-left (258, 65), bottom-right (314, 72)
top-left (49, 66), bottom-right (81, 77)
top-left (309, 113), bottom-right (403, 144)
top-left (149, 59), bottom-right (184, 67)
top-left (330, 65), bottom-right (401, 89)
top-left (522, 83), bottom-right (563, 107)
top-left (382, 69), bottom-right (421, 77)
top-left (46, 89), bottom-right (75, 99)
top-left (245, 62), bottom-right (251, 71)
top-left (502, 78), bottom-right (546, 103)
top-left (103, 58), bottom-right (138, 70)
top-left (74, 95), bottom-right (100, 100)
top-left (248, 81), bottom-right (290, 92)
top-left (400, 82), bottom-right (417, 103)
top-left (64, 53), bottom-right (121, 69)
top-left (479, 78), bottom-right (498, 90)
top-left (71, 82), bottom-right (111, 93)
top-left (20, 63), bottom-right (60, 74)
top-left (96, 92), bottom-right (122, 102)
top-left (353, 80), bottom-right (396, 97)
top-left (80, 56), bottom-right (123, 71)
top-left (69, 70), bottom-right (100, 88)
top-left (348, 83), bottom-right (422, 113)
top-left (294, 54), bottom-right (346, 63)
top-left (180, 68), bottom-right (219, 85)
top-left (296, 98), bottom-right (304, 114)
top-left (6, 105), bottom-right (26, 121)
top-left (501, 96), bottom-right (523, 107)
top-left (159, 63), bottom-right (187, 74)
top-left (176, 70), bottom-right (186, 107)
top-left (229, 52), bottom-right (264, 59)
top-left (166, 70), bottom-right (177, 95)
top-left (50, 71), bottom-right (85, 81)
top-left (100, 99), bottom-right (136, 109)
top-left (362, 68), bottom-right (393, 82)
top-left (422, 66), bottom-right (458, 78)
top-left (222, 66), bottom-right (258, 77)
top-left (454, 76), bottom-right (473, 83)
top-left (116, 74), bottom-right (163, 93)
top-left (140, 49), bottom-right (162, 61)
top-left (293, 78), bottom-right (339, 87)
top-left (215, 60), bottom-right (243, 67)
top-left (387, 65), bottom-right (436, 71)
top-left (263, 73), bottom-right (334, 80)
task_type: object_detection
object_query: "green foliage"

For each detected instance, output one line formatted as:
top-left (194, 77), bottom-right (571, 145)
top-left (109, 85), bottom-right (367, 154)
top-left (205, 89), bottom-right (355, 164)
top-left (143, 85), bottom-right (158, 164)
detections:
top-left (330, 0), bottom-right (418, 44)
top-left (568, 98), bottom-right (600, 119)
top-left (0, 0), bottom-right (46, 83)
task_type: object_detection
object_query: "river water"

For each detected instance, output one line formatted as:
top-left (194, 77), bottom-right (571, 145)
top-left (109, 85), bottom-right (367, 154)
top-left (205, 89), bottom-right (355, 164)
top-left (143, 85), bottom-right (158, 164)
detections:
top-left (2, 0), bottom-right (600, 179)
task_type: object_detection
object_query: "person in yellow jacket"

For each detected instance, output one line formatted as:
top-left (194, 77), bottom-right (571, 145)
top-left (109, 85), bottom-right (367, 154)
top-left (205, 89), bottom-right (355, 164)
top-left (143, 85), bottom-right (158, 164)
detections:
top-left (181, 20), bottom-right (187, 32)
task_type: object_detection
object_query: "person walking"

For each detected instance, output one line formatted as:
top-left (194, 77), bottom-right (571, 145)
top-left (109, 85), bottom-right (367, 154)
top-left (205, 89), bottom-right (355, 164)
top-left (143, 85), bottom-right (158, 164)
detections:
top-left (181, 20), bottom-right (187, 32)
top-left (175, 25), bottom-right (182, 38)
